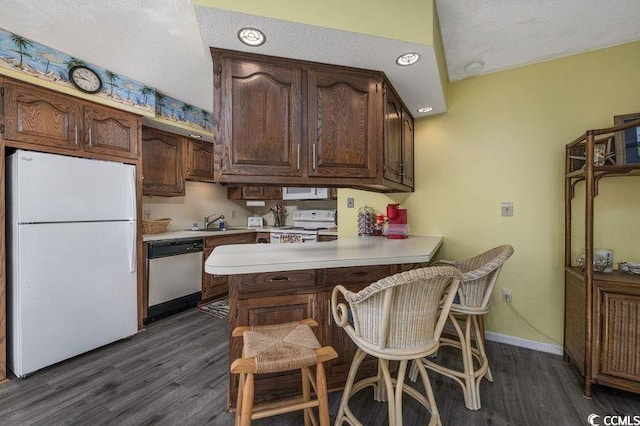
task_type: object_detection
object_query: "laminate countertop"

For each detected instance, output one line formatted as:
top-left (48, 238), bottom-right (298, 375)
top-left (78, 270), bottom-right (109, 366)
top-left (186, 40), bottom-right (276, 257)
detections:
top-left (205, 235), bottom-right (443, 275)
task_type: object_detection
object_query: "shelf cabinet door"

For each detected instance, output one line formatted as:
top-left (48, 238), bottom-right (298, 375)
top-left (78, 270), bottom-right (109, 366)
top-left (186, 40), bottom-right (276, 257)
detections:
top-left (83, 103), bottom-right (139, 159)
top-left (185, 139), bottom-right (214, 182)
top-left (216, 51), bottom-right (303, 178)
top-left (3, 80), bottom-right (81, 150)
top-left (142, 127), bottom-right (185, 196)
top-left (308, 67), bottom-right (380, 179)
top-left (598, 287), bottom-right (640, 383)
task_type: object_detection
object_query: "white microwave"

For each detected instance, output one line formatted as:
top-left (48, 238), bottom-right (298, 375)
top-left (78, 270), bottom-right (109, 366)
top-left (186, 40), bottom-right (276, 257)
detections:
top-left (282, 187), bottom-right (329, 200)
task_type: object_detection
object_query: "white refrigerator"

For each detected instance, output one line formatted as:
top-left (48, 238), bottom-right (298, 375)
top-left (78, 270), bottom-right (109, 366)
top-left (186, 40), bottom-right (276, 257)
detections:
top-left (7, 150), bottom-right (138, 378)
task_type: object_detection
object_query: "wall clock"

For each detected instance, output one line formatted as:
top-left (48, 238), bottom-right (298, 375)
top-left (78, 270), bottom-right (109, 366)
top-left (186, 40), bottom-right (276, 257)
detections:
top-left (68, 65), bottom-right (103, 94)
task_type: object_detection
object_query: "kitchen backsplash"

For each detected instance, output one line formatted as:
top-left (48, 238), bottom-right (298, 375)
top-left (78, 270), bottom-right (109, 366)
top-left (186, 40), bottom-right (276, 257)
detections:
top-left (143, 181), bottom-right (251, 231)
top-left (143, 182), bottom-right (338, 231)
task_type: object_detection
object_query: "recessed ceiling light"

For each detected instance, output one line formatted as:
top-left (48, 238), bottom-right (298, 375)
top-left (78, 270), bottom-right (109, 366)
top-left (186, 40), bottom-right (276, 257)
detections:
top-left (396, 52), bottom-right (420, 66)
top-left (417, 107), bottom-right (433, 113)
top-left (188, 133), bottom-right (203, 139)
top-left (238, 27), bottom-right (266, 47)
top-left (464, 61), bottom-right (484, 74)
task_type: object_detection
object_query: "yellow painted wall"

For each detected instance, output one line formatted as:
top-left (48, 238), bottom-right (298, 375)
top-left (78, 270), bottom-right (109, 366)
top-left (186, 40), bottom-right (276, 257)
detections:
top-left (340, 41), bottom-right (640, 344)
top-left (193, 0), bottom-right (435, 45)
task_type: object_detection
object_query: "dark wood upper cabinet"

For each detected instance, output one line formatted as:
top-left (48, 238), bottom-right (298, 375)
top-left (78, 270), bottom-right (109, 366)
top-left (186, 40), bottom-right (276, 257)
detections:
top-left (3, 80), bottom-right (81, 150)
top-left (83, 103), bottom-right (139, 159)
top-left (142, 127), bottom-right (185, 196)
top-left (308, 67), bottom-right (379, 179)
top-left (216, 50), bottom-right (302, 179)
top-left (402, 108), bottom-right (415, 188)
top-left (383, 84), bottom-right (403, 184)
top-left (2, 79), bottom-right (140, 162)
top-left (185, 138), bottom-right (214, 182)
top-left (212, 48), bottom-right (414, 192)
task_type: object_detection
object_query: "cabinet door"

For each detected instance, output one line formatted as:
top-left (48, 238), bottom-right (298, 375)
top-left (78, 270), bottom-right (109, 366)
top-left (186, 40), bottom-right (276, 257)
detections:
top-left (402, 109), bottom-right (415, 188)
top-left (202, 247), bottom-right (228, 300)
top-left (142, 127), bottom-right (185, 196)
top-left (598, 288), bottom-right (640, 383)
top-left (308, 67), bottom-right (380, 178)
top-left (383, 84), bottom-right (403, 184)
top-left (230, 293), bottom-right (319, 406)
top-left (185, 139), bottom-right (214, 182)
top-left (3, 80), bottom-right (81, 150)
top-left (202, 233), bottom-right (256, 302)
top-left (217, 52), bottom-right (303, 177)
top-left (83, 103), bottom-right (139, 159)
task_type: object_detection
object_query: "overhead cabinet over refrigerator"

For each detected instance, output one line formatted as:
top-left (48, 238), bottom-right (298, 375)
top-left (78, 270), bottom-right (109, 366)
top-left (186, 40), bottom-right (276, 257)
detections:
top-left (6, 150), bottom-right (138, 378)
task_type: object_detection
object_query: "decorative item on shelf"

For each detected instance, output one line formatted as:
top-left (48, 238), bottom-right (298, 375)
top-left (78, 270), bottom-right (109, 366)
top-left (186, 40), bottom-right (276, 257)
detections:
top-left (568, 136), bottom-right (616, 172)
top-left (619, 261), bottom-right (640, 274)
top-left (357, 205), bottom-right (375, 236)
top-left (614, 112), bottom-right (640, 165)
top-left (270, 205), bottom-right (287, 228)
top-left (576, 248), bottom-right (613, 273)
top-left (142, 218), bottom-right (171, 234)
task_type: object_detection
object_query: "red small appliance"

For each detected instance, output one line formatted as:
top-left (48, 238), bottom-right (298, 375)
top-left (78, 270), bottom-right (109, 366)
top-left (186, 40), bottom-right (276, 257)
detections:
top-left (386, 203), bottom-right (408, 239)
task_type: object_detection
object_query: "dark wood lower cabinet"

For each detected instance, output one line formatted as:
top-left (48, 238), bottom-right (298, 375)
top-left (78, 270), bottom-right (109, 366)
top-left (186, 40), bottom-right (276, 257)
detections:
top-left (201, 233), bottom-right (255, 302)
top-left (227, 263), bottom-right (398, 408)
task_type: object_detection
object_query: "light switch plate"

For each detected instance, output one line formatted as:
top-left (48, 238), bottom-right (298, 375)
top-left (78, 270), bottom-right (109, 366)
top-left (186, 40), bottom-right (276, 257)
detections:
top-left (501, 202), bottom-right (514, 217)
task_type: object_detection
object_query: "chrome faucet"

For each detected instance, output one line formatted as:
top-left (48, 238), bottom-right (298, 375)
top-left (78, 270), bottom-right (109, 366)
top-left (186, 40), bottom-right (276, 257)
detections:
top-left (204, 214), bottom-right (225, 229)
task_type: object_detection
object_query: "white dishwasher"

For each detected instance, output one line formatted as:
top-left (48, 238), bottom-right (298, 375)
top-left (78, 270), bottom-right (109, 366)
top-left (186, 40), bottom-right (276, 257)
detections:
top-left (146, 238), bottom-right (203, 322)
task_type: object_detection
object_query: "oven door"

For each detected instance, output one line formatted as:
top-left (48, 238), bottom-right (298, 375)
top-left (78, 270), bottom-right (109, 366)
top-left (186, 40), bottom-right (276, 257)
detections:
top-left (270, 232), bottom-right (317, 243)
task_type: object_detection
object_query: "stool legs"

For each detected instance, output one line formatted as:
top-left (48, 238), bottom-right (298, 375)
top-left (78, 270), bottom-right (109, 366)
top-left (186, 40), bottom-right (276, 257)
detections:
top-left (240, 373), bottom-right (255, 426)
top-left (421, 313), bottom-right (491, 411)
top-left (316, 362), bottom-right (330, 426)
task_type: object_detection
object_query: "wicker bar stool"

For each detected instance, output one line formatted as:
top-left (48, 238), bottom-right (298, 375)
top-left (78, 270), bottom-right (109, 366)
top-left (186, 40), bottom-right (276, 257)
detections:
top-left (331, 266), bottom-right (462, 426)
top-left (413, 245), bottom-right (514, 411)
top-left (230, 319), bottom-right (338, 426)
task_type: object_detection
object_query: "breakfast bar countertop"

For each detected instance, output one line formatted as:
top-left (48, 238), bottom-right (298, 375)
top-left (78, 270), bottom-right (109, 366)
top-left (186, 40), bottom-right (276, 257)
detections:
top-left (205, 235), bottom-right (443, 275)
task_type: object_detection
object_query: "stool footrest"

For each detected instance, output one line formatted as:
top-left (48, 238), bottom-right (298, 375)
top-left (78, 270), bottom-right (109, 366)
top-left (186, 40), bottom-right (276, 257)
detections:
top-left (252, 397), bottom-right (320, 420)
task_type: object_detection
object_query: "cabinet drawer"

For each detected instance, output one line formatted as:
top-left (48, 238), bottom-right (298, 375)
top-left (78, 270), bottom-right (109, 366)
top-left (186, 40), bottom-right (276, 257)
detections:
top-left (326, 265), bottom-right (393, 286)
top-left (239, 270), bottom-right (318, 294)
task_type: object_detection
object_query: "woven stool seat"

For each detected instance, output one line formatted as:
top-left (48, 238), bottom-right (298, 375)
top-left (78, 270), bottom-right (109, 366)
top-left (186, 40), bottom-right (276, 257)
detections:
top-left (244, 322), bottom-right (321, 374)
top-left (231, 318), bottom-right (337, 426)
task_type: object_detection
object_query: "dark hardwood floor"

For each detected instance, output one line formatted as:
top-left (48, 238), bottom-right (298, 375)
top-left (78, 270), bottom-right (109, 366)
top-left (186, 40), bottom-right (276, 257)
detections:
top-left (0, 308), bottom-right (638, 425)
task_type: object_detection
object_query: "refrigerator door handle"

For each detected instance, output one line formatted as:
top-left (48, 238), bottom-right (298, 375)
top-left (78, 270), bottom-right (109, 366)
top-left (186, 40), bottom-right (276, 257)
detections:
top-left (129, 221), bottom-right (136, 273)
top-left (129, 166), bottom-right (136, 219)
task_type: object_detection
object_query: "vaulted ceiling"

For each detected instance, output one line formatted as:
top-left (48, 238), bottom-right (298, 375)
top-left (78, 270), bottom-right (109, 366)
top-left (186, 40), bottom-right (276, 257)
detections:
top-left (1, 1), bottom-right (639, 117)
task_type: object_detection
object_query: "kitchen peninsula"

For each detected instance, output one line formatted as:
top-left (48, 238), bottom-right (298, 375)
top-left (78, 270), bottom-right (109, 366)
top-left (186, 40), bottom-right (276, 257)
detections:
top-left (205, 235), bottom-right (443, 407)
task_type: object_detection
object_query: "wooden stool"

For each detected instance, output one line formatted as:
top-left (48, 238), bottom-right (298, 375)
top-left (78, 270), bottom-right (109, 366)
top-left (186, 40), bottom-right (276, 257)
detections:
top-left (231, 319), bottom-right (338, 426)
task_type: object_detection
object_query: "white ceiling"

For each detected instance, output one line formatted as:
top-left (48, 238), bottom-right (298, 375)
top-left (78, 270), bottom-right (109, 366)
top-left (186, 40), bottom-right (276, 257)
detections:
top-left (1, 0), bottom-right (640, 119)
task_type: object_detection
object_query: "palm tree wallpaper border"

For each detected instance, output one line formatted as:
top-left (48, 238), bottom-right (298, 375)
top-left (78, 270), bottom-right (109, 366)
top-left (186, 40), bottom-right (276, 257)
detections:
top-left (0, 28), bottom-right (213, 133)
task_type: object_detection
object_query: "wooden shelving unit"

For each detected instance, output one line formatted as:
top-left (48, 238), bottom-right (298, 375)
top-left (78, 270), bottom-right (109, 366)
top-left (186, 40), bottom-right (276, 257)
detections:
top-left (564, 118), bottom-right (640, 397)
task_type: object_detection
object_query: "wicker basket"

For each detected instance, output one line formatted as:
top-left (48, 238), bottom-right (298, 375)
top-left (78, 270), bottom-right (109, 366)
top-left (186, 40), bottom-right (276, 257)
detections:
top-left (142, 218), bottom-right (171, 234)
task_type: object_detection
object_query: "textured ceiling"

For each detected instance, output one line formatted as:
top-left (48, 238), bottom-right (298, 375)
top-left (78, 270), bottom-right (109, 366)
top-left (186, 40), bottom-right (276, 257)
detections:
top-left (437, 0), bottom-right (640, 81)
top-left (1, 0), bottom-right (640, 117)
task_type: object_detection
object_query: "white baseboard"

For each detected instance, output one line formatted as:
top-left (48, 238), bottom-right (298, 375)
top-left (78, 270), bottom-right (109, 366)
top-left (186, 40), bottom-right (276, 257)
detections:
top-left (485, 331), bottom-right (563, 356)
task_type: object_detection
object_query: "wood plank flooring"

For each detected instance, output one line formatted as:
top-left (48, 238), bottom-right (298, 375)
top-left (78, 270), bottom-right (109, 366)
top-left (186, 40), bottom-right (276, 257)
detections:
top-left (0, 308), bottom-right (637, 425)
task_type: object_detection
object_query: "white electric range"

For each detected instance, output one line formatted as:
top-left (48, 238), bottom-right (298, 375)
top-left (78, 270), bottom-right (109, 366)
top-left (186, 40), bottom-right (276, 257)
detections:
top-left (269, 209), bottom-right (336, 243)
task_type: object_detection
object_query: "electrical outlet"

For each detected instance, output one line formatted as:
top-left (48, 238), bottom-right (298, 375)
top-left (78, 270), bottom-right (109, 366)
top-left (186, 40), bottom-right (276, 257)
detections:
top-left (501, 202), bottom-right (514, 217)
top-left (230, 209), bottom-right (236, 219)
top-left (347, 197), bottom-right (355, 208)
top-left (502, 288), bottom-right (512, 303)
